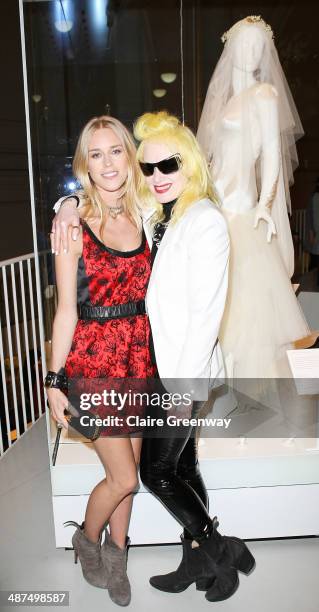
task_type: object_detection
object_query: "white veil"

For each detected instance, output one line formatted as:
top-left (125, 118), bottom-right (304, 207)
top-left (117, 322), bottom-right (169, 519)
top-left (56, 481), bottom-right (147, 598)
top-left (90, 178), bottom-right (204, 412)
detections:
top-left (196, 16), bottom-right (304, 278)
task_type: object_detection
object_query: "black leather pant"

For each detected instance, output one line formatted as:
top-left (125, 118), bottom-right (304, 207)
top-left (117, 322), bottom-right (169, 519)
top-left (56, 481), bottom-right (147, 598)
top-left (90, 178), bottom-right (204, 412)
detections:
top-left (140, 400), bottom-right (212, 541)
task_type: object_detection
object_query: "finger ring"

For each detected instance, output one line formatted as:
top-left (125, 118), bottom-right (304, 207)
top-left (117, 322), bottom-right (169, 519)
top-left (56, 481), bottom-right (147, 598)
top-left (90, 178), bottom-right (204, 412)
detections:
top-left (72, 225), bottom-right (80, 229)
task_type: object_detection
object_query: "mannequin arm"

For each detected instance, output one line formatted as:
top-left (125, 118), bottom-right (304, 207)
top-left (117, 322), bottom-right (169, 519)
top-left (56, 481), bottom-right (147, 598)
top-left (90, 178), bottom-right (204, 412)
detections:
top-left (253, 84), bottom-right (280, 242)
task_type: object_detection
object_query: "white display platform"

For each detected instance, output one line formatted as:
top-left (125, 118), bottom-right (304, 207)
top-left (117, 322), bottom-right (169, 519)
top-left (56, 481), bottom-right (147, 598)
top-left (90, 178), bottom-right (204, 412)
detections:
top-left (50, 429), bottom-right (319, 547)
top-left (54, 484), bottom-right (319, 547)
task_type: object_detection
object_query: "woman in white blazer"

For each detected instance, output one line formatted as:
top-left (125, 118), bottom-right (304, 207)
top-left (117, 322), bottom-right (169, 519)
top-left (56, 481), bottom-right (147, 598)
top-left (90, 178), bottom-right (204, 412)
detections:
top-left (133, 111), bottom-right (254, 603)
top-left (51, 112), bottom-right (255, 603)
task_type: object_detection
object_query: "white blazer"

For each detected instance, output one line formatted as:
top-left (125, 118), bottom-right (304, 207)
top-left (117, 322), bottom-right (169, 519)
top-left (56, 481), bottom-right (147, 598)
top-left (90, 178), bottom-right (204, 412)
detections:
top-left (143, 198), bottom-right (229, 393)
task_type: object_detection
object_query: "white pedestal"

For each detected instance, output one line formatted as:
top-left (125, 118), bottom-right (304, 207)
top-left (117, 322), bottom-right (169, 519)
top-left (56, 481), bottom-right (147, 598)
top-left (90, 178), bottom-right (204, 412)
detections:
top-left (50, 432), bottom-right (319, 547)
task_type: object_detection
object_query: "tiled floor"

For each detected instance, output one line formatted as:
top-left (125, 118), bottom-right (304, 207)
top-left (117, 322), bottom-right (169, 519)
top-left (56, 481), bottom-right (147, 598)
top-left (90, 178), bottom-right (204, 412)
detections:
top-left (1, 417), bottom-right (319, 612)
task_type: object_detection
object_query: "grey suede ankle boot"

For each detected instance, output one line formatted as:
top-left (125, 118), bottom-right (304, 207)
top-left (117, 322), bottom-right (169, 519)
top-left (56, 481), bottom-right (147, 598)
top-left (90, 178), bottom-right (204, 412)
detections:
top-left (101, 531), bottom-right (131, 606)
top-left (64, 520), bottom-right (108, 589)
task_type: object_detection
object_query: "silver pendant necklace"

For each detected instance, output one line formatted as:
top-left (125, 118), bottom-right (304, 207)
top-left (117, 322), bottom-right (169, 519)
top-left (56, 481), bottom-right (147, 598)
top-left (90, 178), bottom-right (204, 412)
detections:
top-left (107, 203), bottom-right (124, 219)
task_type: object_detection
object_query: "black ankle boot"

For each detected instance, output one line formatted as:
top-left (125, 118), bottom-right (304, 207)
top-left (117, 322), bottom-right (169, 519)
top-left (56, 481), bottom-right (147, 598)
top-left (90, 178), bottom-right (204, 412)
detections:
top-left (189, 521), bottom-right (239, 602)
top-left (210, 517), bottom-right (255, 576)
top-left (150, 520), bottom-right (238, 602)
top-left (149, 535), bottom-right (217, 594)
top-left (223, 535), bottom-right (255, 575)
top-left (149, 517), bottom-right (255, 595)
top-left (149, 535), bottom-right (194, 593)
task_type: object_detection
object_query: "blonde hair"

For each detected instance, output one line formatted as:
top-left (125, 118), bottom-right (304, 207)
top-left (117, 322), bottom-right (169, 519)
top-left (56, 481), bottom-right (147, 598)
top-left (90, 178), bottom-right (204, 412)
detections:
top-left (133, 111), bottom-right (218, 225)
top-left (73, 115), bottom-right (143, 233)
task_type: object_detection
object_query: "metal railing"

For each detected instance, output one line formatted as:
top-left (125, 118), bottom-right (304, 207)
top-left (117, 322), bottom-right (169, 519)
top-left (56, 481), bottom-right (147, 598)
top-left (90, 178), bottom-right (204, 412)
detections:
top-left (0, 251), bottom-right (55, 456)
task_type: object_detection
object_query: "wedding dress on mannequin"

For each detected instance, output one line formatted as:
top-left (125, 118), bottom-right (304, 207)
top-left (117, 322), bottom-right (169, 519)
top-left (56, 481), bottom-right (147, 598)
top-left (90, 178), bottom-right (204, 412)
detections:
top-left (197, 16), bottom-right (309, 379)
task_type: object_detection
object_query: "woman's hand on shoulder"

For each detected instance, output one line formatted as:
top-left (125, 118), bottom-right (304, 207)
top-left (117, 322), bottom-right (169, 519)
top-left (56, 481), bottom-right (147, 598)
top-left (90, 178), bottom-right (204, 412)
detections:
top-left (46, 388), bottom-right (69, 430)
top-left (54, 225), bottom-right (83, 259)
top-left (51, 196), bottom-right (81, 255)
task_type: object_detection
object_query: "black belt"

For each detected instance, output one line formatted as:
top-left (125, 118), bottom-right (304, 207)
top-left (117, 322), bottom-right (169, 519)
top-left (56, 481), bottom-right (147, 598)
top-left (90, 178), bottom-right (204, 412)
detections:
top-left (79, 300), bottom-right (146, 321)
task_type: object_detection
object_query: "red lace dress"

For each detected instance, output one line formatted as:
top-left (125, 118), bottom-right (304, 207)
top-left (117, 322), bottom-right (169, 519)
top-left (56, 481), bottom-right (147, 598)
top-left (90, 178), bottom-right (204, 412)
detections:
top-left (65, 221), bottom-right (157, 435)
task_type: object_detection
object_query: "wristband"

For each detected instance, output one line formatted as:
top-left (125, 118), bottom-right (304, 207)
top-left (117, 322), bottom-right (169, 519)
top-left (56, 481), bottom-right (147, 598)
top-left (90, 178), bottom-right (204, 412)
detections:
top-left (44, 368), bottom-right (68, 391)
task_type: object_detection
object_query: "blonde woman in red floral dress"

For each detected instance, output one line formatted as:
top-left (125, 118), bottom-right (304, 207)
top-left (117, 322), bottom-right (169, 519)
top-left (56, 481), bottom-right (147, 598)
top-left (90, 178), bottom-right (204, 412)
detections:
top-left (46, 116), bottom-right (156, 606)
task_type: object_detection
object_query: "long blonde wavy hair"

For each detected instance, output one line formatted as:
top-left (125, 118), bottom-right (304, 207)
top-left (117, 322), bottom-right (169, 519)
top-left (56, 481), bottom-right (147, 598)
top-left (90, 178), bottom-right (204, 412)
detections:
top-left (133, 111), bottom-right (218, 225)
top-left (73, 115), bottom-right (143, 234)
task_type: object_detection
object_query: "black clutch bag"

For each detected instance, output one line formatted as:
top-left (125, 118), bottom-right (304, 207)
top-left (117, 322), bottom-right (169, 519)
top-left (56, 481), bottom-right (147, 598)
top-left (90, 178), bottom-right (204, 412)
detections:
top-left (51, 402), bottom-right (102, 466)
top-left (64, 401), bottom-right (102, 441)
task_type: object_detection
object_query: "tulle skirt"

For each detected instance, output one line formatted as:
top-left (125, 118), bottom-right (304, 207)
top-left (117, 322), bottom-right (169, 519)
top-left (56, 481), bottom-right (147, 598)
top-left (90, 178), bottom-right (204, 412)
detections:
top-left (219, 208), bottom-right (310, 379)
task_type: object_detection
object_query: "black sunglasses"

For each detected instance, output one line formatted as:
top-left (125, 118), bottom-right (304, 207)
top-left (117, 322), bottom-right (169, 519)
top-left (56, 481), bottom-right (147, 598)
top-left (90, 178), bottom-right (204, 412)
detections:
top-left (139, 154), bottom-right (182, 177)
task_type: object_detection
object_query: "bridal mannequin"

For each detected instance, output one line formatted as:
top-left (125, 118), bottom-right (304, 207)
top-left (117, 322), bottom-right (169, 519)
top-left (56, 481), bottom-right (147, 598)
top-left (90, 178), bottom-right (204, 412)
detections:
top-left (197, 17), bottom-right (309, 379)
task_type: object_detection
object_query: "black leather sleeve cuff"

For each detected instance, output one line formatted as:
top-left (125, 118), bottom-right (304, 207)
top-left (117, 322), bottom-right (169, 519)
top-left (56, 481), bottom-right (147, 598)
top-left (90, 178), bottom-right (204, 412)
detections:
top-left (61, 195), bottom-right (80, 208)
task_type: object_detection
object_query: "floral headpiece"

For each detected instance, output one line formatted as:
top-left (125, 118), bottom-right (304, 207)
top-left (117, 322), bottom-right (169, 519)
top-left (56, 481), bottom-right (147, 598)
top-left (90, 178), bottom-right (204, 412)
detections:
top-left (221, 16), bottom-right (274, 44)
